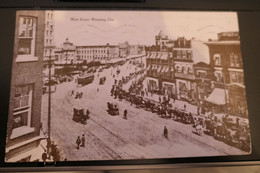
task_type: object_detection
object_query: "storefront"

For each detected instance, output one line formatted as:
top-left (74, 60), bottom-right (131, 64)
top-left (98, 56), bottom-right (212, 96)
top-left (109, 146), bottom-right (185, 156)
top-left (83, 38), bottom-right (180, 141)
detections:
top-left (162, 81), bottom-right (176, 98)
top-left (146, 77), bottom-right (159, 92)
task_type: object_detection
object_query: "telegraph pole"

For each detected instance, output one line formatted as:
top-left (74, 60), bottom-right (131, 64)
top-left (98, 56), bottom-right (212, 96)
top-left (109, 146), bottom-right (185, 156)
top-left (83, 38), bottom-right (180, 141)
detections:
top-left (47, 49), bottom-right (52, 152)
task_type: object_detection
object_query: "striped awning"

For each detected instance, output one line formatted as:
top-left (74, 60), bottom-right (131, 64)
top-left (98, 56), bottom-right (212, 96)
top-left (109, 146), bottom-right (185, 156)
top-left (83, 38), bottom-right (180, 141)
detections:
top-left (150, 53), bottom-right (157, 59)
top-left (157, 66), bottom-right (162, 72)
top-left (163, 66), bottom-right (169, 73)
top-left (161, 53), bottom-right (168, 60)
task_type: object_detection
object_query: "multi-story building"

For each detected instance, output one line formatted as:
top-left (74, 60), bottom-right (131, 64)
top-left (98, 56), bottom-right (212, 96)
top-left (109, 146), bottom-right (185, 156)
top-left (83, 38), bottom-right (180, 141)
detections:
top-left (205, 32), bottom-right (248, 117)
top-left (146, 32), bottom-right (196, 100)
top-left (54, 38), bottom-right (77, 65)
top-left (5, 11), bottom-right (45, 162)
top-left (146, 48), bottom-right (175, 96)
top-left (76, 44), bottom-right (119, 64)
top-left (43, 11), bottom-right (55, 69)
top-left (173, 37), bottom-right (196, 101)
top-left (146, 31), bottom-right (176, 97)
top-left (193, 62), bottom-right (212, 103)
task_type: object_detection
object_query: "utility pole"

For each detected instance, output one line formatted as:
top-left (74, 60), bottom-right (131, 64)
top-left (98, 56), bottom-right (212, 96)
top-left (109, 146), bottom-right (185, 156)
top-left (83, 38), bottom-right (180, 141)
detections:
top-left (47, 49), bottom-right (52, 152)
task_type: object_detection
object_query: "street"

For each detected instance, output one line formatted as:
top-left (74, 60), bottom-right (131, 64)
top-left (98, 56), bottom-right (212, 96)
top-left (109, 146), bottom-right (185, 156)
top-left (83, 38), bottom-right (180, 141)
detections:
top-left (41, 60), bottom-right (247, 161)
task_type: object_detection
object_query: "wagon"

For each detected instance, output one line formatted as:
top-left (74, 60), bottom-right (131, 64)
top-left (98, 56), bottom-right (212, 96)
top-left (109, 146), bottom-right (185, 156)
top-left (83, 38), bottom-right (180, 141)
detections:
top-left (72, 108), bottom-right (88, 125)
top-left (107, 102), bottom-right (119, 116)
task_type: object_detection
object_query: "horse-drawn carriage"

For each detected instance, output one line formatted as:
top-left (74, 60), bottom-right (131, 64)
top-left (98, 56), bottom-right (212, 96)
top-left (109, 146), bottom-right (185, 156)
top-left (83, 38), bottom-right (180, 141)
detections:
top-left (99, 76), bottom-right (106, 85)
top-left (107, 102), bottom-right (119, 116)
top-left (72, 108), bottom-right (89, 125)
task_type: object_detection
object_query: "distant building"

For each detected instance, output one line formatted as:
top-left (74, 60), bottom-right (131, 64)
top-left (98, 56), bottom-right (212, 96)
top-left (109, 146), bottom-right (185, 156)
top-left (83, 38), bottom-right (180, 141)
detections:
top-left (118, 41), bottom-right (130, 58)
top-left (55, 38), bottom-right (77, 65)
top-left (205, 31), bottom-right (248, 117)
top-left (76, 44), bottom-right (120, 64)
top-left (43, 10), bottom-right (55, 69)
top-left (6, 11), bottom-right (45, 162)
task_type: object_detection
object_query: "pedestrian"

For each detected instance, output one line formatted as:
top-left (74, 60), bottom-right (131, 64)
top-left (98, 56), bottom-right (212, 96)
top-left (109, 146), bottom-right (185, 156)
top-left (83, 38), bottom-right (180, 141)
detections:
top-left (71, 90), bottom-right (74, 96)
top-left (184, 104), bottom-right (186, 111)
top-left (42, 149), bottom-right (47, 164)
top-left (197, 106), bottom-right (200, 115)
top-left (123, 109), bottom-right (128, 119)
top-left (97, 88), bottom-right (99, 92)
top-left (159, 96), bottom-right (161, 103)
top-left (163, 126), bottom-right (168, 139)
top-left (76, 136), bottom-right (81, 150)
top-left (81, 134), bottom-right (85, 148)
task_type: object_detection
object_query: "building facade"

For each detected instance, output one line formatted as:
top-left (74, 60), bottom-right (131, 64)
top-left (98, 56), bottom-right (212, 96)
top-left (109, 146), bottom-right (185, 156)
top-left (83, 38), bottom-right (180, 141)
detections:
top-left (76, 44), bottom-right (120, 64)
top-left (173, 37), bottom-right (196, 101)
top-left (193, 62), bottom-right (212, 103)
top-left (205, 32), bottom-right (248, 117)
top-left (54, 38), bottom-right (77, 65)
top-left (43, 10), bottom-right (55, 69)
top-left (6, 11), bottom-right (45, 162)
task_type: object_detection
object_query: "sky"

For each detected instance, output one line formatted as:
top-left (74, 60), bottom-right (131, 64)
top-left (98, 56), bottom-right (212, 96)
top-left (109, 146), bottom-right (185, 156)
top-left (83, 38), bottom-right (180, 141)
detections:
top-left (53, 11), bottom-right (239, 47)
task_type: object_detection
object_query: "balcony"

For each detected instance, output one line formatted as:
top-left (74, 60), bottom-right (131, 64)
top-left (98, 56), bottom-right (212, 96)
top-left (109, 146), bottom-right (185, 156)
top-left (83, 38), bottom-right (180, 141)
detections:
top-left (175, 72), bottom-right (195, 80)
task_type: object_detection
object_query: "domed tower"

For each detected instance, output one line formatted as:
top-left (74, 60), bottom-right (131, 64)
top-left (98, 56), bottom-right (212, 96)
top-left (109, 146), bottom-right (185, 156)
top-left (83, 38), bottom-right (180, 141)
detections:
top-left (155, 30), bottom-right (169, 50)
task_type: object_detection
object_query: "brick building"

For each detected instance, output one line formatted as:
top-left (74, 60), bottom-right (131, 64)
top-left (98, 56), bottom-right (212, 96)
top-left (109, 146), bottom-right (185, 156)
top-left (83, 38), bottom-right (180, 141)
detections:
top-left (205, 32), bottom-right (248, 117)
top-left (5, 11), bottom-right (45, 162)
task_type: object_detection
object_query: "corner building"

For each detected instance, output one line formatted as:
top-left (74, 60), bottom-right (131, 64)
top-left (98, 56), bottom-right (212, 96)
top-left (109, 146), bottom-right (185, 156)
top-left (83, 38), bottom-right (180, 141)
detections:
top-left (5, 11), bottom-right (45, 162)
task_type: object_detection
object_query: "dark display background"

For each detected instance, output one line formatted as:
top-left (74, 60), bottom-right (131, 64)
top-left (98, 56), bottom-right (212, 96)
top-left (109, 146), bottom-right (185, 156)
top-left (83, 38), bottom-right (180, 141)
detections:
top-left (0, 0), bottom-right (260, 170)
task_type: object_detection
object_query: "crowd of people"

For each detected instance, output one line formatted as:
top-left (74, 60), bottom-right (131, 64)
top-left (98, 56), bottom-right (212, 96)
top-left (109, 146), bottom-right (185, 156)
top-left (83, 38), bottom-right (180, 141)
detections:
top-left (110, 68), bottom-right (251, 152)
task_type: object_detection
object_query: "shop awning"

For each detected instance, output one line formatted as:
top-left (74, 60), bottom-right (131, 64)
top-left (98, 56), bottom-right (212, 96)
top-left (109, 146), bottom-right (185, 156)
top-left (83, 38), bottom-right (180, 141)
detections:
top-left (161, 66), bottom-right (166, 72)
top-left (152, 65), bottom-right (157, 70)
top-left (161, 53), bottom-right (168, 60)
top-left (157, 66), bottom-right (162, 72)
top-left (150, 53), bottom-right (156, 59)
top-left (156, 53), bottom-right (161, 59)
top-left (206, 88), bottom-right (228, 105)
top-left (164, 66), bottom-right (169, 73)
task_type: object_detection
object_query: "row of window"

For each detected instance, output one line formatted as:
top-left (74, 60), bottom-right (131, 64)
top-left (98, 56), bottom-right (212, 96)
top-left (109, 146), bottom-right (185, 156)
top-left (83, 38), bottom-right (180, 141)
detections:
top-left (77, 49), bottom-right (109, 54)
top-left (213, 53), bottom-right (241, 67)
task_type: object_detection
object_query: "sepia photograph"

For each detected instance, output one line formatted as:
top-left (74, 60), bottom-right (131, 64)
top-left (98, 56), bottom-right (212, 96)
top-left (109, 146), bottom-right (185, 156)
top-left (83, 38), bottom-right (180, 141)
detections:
top-left (5, 10), bottom-right (251, 163)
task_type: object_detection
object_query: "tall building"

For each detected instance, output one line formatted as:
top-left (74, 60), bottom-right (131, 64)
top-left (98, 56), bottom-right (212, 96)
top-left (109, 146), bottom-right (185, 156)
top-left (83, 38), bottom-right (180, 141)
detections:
top-left (5, 11), bottom-right (46, 162)
top-left (146, 31), bottom-right (176, 97)
top-left (173, 37), bottom-right (196, 101)
top-left (205, 32), bottom-right (248, 117)
top-left (43, 11), bottom-right (55, 69)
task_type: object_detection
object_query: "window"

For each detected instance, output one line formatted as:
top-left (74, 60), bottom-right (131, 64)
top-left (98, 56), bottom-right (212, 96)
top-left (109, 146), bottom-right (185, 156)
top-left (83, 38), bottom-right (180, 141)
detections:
top-left (13, 85), bottom-right (33, 130)
top-left (230, 71), bottom-right (244, 84)
top-left (230, 53), bottom-right (240, 67)
top-left (18, 17), bottom-right (37, 57)
top-left (176, 51), bottom-right (181, 59)
top-left (182, 51), bottom-right (187, 59)
top-left (215, 71), bottom-right (222, 82)
top-left (187, 51), bottom-right (192, 59)
top-left (214, 54), bottom-right (221, 65)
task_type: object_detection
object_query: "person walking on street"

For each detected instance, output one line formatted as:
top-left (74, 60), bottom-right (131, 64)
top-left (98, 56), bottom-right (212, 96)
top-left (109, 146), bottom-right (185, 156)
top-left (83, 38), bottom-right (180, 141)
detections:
top-left (76, 136), bottom-right (81, 150)
top-left (184, 104), bottom-right (186, 111)
top-left (71, 90), bottom-right (74, 96)
top-left (123, 109), bottom-right (128, 119)
top-left (81, 134), bottom-right (85, 148)
top-left (163, 126), bottom-right (168, 140)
